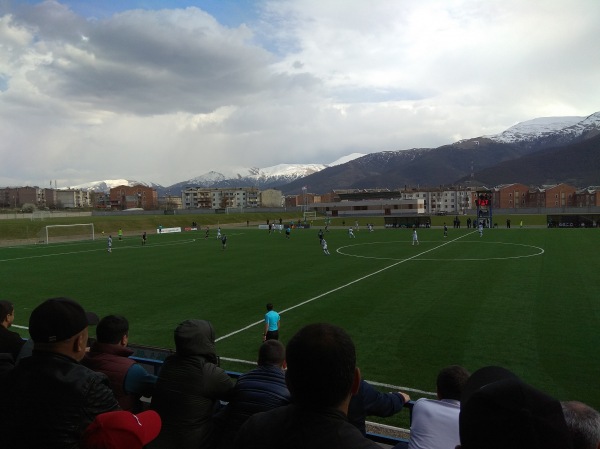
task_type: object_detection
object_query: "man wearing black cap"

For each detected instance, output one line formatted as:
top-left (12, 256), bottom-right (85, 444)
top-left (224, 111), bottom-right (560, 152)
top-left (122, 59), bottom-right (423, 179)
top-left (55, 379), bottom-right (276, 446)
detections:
top-left (0, 297), bottom-right (120, 449)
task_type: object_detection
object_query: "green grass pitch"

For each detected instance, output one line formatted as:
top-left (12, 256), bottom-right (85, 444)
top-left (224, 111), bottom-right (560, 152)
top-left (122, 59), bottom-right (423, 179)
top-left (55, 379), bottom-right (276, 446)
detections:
top-left (2, 224), bottom-right (600, 416)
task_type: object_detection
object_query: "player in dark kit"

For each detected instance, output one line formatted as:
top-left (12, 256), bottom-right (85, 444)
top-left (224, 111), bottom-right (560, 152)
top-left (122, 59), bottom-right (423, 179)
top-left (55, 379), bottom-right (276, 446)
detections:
top-left (142, 231), bottom-right (147, 245)
top-left (221, 234), bottom-right (227, 250)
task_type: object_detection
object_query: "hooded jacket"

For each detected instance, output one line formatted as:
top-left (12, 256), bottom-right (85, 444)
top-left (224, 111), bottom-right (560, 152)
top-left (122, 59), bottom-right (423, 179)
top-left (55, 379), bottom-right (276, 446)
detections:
top-left (150, 319), bottom-right (234, 449)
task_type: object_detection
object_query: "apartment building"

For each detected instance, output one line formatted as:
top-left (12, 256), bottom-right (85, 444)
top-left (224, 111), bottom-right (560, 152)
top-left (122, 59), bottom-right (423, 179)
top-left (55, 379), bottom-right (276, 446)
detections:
top-left (182, 187), bottom-right (265, 209)
top-left (56, 189), bottom-right (91, 208)
top-left (109, 184), bottom-right (158, 210)
top-left (492, 184), bottom-right (530, 209)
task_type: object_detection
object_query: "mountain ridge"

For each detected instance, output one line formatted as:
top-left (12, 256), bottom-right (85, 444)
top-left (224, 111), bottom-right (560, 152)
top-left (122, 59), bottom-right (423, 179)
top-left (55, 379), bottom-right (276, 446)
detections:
top-left (66, 112), bottom-right (600, 195)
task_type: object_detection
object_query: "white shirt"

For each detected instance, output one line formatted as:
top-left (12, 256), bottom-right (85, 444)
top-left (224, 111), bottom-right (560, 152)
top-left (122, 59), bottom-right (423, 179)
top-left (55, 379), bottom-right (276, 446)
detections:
top-left (407, 398), bottom-right (460, 449)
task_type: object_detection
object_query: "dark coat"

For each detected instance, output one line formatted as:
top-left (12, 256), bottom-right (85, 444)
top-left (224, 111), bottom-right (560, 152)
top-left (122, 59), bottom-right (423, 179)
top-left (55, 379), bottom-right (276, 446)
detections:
top-left (0, 325), bottom-right (25, 359)
top-left (347, 380), bottom-right (407, 434)
top-left (150, 319), bottom-right (234, 449)
top-left (0, 351), bottom-right (119, 449)
top-left (235, 403), bottom-right (381, 449)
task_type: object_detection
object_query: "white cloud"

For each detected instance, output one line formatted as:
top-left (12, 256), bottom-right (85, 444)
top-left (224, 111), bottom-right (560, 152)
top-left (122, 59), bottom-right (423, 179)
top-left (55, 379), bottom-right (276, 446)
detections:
top-left (0, 0), bottom-right (598, 187)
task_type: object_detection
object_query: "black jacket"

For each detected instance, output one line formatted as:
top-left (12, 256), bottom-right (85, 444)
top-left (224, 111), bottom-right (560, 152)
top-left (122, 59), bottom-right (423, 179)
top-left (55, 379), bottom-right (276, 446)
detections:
top-left (0, 325), bottom-right (25, 359)
top-left (0, 350), bottom-right (119, 449)
top-left (150, 319), bottom-right (234, 449)
top-left (235, 403), bottom-right (381, 449)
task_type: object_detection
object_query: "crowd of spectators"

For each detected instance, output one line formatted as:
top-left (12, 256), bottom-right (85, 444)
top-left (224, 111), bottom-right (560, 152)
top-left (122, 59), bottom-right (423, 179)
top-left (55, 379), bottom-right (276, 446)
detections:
top-left (0, 296), bottom-right (599, 449)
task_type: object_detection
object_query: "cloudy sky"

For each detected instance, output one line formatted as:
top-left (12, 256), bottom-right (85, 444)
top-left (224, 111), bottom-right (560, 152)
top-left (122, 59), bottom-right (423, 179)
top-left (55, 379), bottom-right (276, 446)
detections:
top-left (1, 0), bottom-right (598, 187)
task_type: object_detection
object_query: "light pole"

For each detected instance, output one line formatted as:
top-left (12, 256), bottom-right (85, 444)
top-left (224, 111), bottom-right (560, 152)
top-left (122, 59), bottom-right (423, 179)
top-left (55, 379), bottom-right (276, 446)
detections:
top-left (302, 186), bottom-right (307, 212)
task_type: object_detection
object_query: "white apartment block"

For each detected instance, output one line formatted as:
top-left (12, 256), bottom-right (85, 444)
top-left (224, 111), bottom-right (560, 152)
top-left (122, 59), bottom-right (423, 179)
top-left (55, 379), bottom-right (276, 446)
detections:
top-left (182, 187), bottom-right (265, 209)
top-left (400, 188), bottom-right (472, 214)
top-left (56, 189), bottom-right (91, 208)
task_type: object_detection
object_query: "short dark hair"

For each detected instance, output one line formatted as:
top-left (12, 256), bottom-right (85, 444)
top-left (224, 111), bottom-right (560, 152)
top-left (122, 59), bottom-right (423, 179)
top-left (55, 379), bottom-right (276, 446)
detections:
top-left (96, 315), bottom-right (129, 344)
top-left (258, 339), bottom-right (285, 366)
top-left (562, 401), bottom-right (600, 449)
top-left (0, 300), bottom-right (14, 323)
top-left (285, 323), bottom-right (356, 408)
top-left (266, 303), bottom-right (273, 311)
top-left (437, 365), bottom-right (470, 400)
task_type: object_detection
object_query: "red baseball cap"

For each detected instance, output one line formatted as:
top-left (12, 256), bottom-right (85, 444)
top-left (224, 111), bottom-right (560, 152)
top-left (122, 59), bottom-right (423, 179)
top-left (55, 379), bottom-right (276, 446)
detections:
top-left (82, 410), bottom-right (161, 449)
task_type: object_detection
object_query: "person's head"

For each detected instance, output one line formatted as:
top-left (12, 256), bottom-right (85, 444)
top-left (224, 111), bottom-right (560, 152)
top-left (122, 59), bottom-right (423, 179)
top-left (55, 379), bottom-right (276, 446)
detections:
top-left (81, 410), bottom-right (162, 449)
top-left (174, 319), bottom-right (217, 364)
top-left (258, 339), bottom-right (285, 368)
top-left (562, 401), bottom-right (600, 449)
top-left (285, 323), bottom-right (359, 410)
top-left (96, 315), bottom-right (129, 346)
top-left (458, 366), bottom-right (572, 449)
top-left (436, 365), bottom-right (470, 400)
top-left (0, 300), bottom-right (15, 328)
top-left (266, 303), bottom-right (274, 311)
top-left (29, 297), bottom-right (99, 361)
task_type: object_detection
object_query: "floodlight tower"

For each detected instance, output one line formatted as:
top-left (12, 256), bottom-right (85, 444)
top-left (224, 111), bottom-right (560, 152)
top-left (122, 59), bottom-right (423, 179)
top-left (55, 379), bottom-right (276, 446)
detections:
top-left (475, 189), bottom-right (493, 228)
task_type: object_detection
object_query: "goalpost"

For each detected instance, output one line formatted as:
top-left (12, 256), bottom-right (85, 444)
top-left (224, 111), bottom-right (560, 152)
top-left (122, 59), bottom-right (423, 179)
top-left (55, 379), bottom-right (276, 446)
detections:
top-left (38, 223), bottom-right (95, 244)
top-left (303, 211), bottom-right (317, 221)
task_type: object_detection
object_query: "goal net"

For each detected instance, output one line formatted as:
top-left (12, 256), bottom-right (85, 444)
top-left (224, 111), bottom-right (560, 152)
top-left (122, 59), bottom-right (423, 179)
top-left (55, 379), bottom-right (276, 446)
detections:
top-left (38, 223), bottom-right (95, 244)
top-left (303, 211), bottom-right (317, 221)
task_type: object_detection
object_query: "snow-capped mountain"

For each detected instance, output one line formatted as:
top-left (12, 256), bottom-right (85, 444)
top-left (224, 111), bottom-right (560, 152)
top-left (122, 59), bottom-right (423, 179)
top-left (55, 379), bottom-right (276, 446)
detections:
top-left (183, 171), bottom-right (228, 186)
top-left (164, 154), bottom-right (367, 193)
top-left (66, 179), bottom-right (162, 192)
top-left (328, 153), bottom-right (367, 166)
top-left (281, 111), bottom-right (600, 193)
top-left (69, 153), bottom-right (367, 194)
top-left (59, 111), bottom-right (600, 195)
top-left (485, 112), bottom-right (600, 146)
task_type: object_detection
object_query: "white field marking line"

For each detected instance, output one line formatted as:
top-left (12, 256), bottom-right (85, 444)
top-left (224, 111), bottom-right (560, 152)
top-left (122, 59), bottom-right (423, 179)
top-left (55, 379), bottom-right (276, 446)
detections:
top-left (216, 232), bottom-right (474, 343)
top-left (0, 239), bottom-right (197, 263)
top-left (3, 240), bottom-right (99, 250)
top-left (337, 240), bottom-right (544, 262)
top-left (220, 356), bottom-right (436, 397)
top-left (367, 422), bottom-right (410, 433)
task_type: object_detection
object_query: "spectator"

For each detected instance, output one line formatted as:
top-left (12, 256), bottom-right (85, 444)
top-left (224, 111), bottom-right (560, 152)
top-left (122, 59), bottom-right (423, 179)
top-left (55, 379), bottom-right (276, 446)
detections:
top-left (81, 410), bottom-right (162, 449)
top-left (0, 297), bottom-right (119, 449)
top-left (235, 322), bottom-right (381, 448)
top-left (214, 339), bottom-right (291, 449)
top-left (458, 365), bottom-right (572, 449)
top-left (149, 319), bottom-right (234, 449)
top-left (0, 299), bottom-right (25, 360)
top-left (406, 365), bottom-right (470, 449)
top-left (348, 379), bottom-right (410, 435)
top-left (83, 314), bottom-right (157, 412)
top-left (562, 401), bottom-right (600, 449)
